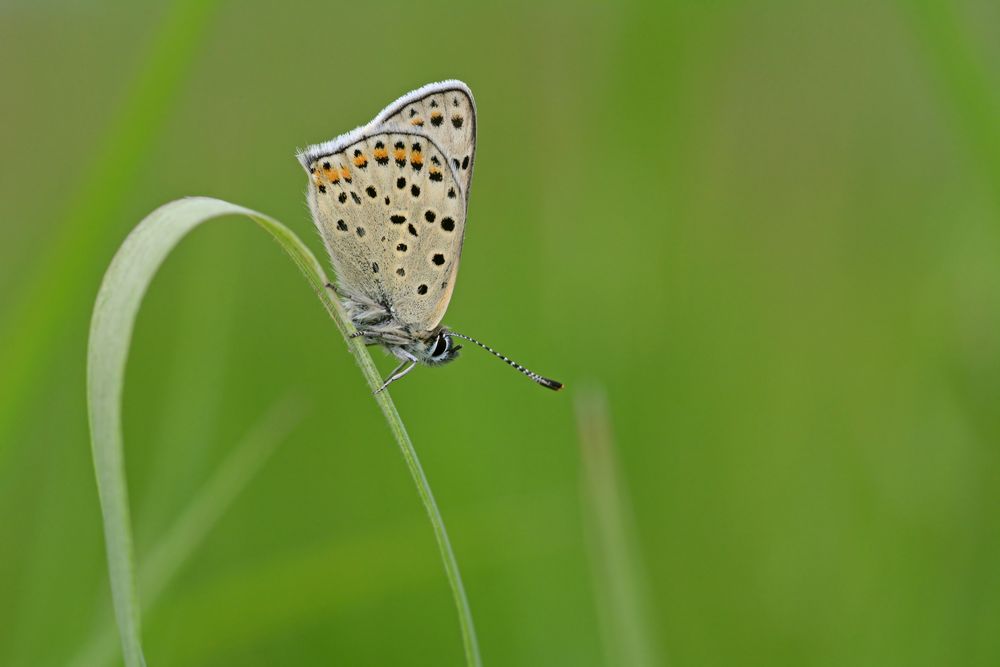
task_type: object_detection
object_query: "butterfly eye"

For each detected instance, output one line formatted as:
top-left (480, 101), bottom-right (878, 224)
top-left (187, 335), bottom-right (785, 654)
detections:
top-left (431, 334), bottom-right (450, 359)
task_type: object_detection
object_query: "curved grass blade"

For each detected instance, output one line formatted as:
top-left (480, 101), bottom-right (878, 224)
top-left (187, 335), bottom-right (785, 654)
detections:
top-left (87, 197), bottom-right (480, 666)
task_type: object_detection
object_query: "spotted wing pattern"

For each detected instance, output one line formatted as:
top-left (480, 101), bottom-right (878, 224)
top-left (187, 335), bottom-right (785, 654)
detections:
top-left (298, 81), bottom-right (476, 333)
top-left (303, 131), bottom-right (466, 331)
top-left (372, 84), bottom-right (476, 197)
top-left (298, 81), bottom-right (477, 333)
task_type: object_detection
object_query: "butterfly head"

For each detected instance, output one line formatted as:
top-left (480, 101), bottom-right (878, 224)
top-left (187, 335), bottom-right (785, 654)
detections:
top-left (412, 328), bottom-right (462, 366)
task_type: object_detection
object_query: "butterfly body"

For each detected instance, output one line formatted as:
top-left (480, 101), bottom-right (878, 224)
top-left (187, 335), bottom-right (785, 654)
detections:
top-left (299, 81), bottom-right (561, 392)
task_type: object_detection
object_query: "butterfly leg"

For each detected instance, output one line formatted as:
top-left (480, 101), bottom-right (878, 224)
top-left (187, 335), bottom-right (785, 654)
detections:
top-left (375, 359), bottom-right (418, 394)
top-left (348, 330), bottom-right (380, 347)
top-left (350, 329), bottom-right (413, 346)
top-left (349, 330), bottom-right (385, 345)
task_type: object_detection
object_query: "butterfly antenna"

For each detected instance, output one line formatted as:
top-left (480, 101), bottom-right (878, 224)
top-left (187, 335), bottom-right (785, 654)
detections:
top-left (447, 332), bottom-right (563, 391)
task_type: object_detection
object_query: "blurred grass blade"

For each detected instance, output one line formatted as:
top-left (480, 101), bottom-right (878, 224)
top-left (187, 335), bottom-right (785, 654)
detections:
top-left (141, 395), bottom-right (305, 605)
top-left (70, 395), bottom-right (304, 667)
top-left (576, 388), bottom-right (663, 667)
top-left (87, 197), bottom-right (480, 667)
top-left (902, 0), bottom-right (1000, 206)
top-left (0, 0), bottom-right (221, 459)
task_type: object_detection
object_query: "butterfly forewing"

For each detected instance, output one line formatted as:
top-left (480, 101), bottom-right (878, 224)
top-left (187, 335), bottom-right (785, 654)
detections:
top-left (305, 131), bottom-right (466, 332)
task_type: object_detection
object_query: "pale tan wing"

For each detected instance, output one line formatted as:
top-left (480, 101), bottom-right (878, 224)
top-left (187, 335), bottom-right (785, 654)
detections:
top-left (371, 80), bottom-right (476, 198)
top-left (302, 130), bottom-right (466, 332)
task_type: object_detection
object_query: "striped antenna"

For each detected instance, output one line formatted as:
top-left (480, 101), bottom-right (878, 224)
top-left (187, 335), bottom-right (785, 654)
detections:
top-left (447, 332), bottom-right (563, 391)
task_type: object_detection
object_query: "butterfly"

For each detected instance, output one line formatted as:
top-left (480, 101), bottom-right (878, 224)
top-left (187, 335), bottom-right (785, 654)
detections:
top-left (297, 80), bottom-right (562, 393)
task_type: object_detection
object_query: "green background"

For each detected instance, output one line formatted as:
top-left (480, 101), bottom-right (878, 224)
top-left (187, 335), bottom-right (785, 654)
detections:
top-left (1, 0), bottom-right (998, 665)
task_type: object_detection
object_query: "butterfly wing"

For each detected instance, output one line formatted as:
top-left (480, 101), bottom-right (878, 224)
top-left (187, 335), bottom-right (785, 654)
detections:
top-left (371, 81), bottom-right (476, 197)
top-left (298, 82), bottom-right (476, 333)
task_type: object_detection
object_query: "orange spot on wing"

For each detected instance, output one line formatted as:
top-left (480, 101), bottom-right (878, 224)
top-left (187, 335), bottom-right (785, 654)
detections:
top-left (410, 118), bottom-right (424, 126)
top-left (394, 147), bottom-right (406, 162)
top-left (340, 167), bottom-right (351, 182)
top-left (410, 150), bottom-right (423, 166)
top-left (353, 154), bottom-right (368, 167)
top-left (373, 148), bottom-right (388, 160)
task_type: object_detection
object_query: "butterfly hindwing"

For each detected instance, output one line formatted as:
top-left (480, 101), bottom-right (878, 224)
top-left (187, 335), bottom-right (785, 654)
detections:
top-left (372, 81), bottom-right (476, 197)
top-left (304, 131), bottom-right (466, 332)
